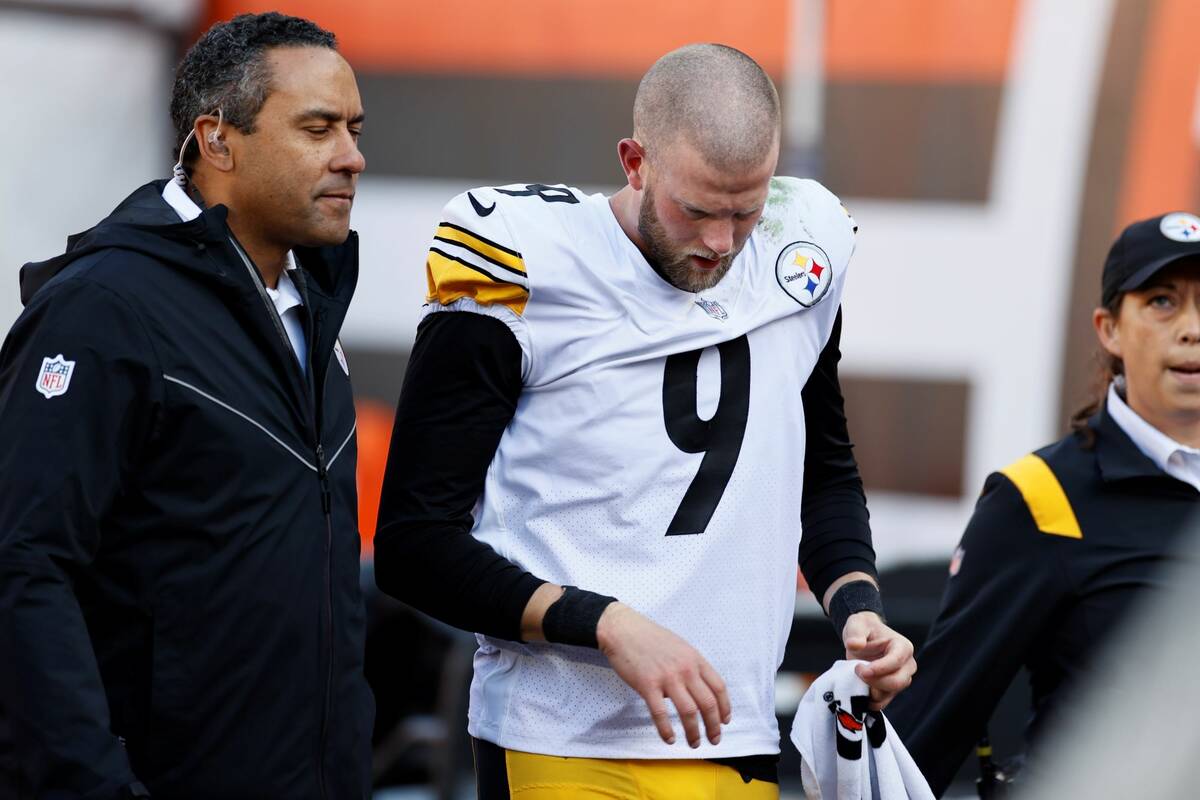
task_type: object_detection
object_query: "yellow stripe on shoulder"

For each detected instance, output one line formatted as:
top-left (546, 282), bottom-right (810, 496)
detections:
top-left (434, 222), bottom-right (526, 276)
top-left (425, 249), bottom-right (528, 315)
top-left (999, 454), bottom-right (1082, 539)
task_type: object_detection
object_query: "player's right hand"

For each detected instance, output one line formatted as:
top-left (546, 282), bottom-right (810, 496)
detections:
top-left (595, 602), bottom-right (731, 748)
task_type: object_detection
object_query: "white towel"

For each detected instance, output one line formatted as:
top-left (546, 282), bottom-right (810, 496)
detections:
top-left (789, 660), bottom-right (934, 800)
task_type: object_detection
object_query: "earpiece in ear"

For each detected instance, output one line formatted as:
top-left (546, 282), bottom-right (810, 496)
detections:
top-left (172, 107), bottom-right (225, 186)
top-left (207, 107), bottom-right (226, 152)
top-left (207, 130), bottom-right (227, 153)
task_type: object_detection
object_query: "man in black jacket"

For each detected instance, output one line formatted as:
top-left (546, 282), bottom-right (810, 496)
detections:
top-left (0, 13), bottom-right (372, 798)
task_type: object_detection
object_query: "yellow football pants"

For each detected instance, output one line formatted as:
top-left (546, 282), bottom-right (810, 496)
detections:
top-left (474, 739), bottom-right (780, 799)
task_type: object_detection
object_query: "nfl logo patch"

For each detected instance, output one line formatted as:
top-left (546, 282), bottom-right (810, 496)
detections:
top-left (948, 546), bottom-right (966, 577)
top-left (36, 354), bottom-right (75, 399)
top-left (695, 297), bottom-right (729, 320)
top-left (776, 241), bottom-right (834, 308)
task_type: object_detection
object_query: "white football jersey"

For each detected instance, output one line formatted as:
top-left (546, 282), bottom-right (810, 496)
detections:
top-left (421, 177), bottom-right (856, 758)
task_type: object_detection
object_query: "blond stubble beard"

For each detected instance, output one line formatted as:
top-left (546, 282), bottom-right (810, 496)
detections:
top-left (637, 182), bottom-right (736, 293)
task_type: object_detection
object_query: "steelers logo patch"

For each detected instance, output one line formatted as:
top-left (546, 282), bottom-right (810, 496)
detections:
top-left (776, 241), bottom-right (833, 308)
top-left (1160, 212), bottom-right (1200, 242)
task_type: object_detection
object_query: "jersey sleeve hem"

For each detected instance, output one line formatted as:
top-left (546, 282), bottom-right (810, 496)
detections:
top-left (422, 296), bottom-right (531, 382)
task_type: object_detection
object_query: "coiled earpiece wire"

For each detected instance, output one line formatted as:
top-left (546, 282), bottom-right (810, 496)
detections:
top-left (172, 108), bottom-right (223, 187)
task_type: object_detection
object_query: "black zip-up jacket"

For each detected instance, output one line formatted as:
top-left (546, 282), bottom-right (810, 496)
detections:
top-left (0, 181), bottom-right (373, 798)
top-left (887, 408), bottom-right (1198, 795)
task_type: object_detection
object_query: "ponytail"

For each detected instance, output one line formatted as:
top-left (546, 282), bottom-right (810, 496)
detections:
top-left (1069, 295), bottom-right (1124, 447)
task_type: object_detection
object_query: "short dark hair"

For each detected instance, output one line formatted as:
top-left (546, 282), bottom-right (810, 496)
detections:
top-left (170, 12), bottom-right (336, 168)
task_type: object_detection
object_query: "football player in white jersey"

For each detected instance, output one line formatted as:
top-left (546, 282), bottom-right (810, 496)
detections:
top-left (375, 44), bottom-right (917, 798)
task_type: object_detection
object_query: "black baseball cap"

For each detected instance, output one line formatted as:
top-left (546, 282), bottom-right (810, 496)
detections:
top-left (1102, 212), bottom-right (1200, 307)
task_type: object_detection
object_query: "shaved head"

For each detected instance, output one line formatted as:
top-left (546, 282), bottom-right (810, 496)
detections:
top-left (633, 44), bottom-right (780, 172)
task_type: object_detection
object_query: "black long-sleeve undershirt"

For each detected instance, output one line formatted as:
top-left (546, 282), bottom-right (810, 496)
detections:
top-left (797, 309), bottom-right (878, 597)
top-left (374, 311), bottom-right (541, 642)
top-left (374, 307), bottom-right (875, 640)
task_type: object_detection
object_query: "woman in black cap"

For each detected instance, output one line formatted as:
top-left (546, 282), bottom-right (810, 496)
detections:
top-left (886, 212), bottom-right (1200, 797)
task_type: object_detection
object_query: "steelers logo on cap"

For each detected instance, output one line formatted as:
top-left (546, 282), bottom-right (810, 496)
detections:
top-left (1159, 212), bottom-right (1200, 242)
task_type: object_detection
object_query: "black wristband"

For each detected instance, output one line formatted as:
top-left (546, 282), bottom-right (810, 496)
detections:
top-left (828, 580), bottom-right (885, 637)
top-left (541, 585), bottom-right (618, 648)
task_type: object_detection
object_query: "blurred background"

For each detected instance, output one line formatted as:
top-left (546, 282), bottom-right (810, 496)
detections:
top-left (2, 0), bottom-right (1197, 796)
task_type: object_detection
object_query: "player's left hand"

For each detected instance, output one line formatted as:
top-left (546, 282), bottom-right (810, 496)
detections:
top-left (842, 612), bottom-right (916, 710)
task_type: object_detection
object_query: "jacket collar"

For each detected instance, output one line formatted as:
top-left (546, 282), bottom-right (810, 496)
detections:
top-left (1093, 406), bottom-right (1177, 483)
top-left (20, 179), bottom-right (358, 313)
top-left (1105, 382), bottom-right (1200, 474)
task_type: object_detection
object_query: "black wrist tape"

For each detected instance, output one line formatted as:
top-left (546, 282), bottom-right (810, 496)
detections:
top-left (541, 585), bottom-right (618, 649)
top-left (828, 580), bottom-right (885, 637)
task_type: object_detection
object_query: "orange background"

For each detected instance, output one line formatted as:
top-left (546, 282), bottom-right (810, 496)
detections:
top-left (206, 0), bottom-right (1019, 81)
top-left (1116, 0), bottom-right (1200, 229)
top-left (207, 0), bottom-right (791, 77)
top-left (826, 0), bottom-right (1018, 81)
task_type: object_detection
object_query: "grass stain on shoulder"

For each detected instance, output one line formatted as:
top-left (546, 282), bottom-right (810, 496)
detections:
top-left (767, 176), bottom-right (794, 204)
top-left (758, 177), bottom-right (795, 241)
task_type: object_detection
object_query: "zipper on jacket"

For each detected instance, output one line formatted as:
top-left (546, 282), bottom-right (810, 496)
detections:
top-left (228, 237), bottom-right (336, 798)
top-left (316, 441), bottom-right (334, 800)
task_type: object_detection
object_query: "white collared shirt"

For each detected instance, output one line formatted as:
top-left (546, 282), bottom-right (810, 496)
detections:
top-left (1107, 382), bottom-right (1200, 491)
top-left (162, 181), bottom-right (308, 373)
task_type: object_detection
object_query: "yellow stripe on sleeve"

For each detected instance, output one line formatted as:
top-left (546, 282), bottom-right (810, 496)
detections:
top-left (435, 223), bottom-right (526, 276)
top-left (426, 249), bottom-right (528, 315)
top-left (999, 454), bottom-right (1083, 539)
